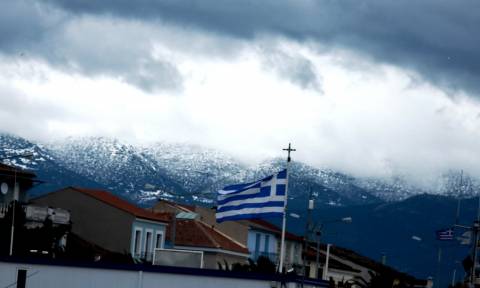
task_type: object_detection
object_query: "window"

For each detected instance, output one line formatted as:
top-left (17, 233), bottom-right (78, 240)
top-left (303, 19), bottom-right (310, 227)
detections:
top-left (145, 231), bottom-right (153, 253)
top-left (134, 229), bottom-right (142, 255)
top-left (155, 232), bottom-right (163, 249)
top-left (254, 233), bottom-right (261, 254)
top-left (264, 235), bottom-right (270, 253)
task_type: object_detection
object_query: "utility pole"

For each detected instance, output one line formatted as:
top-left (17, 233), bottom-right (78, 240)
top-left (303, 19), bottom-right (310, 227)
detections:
top-left (435, 246), bottom-right (442, 288)
top-left (9, 170), bottom-right (17, 256)
top-left (315, 228), bottom-right (321, 279)
top-left (323, 244), bottom-right (331, 280)
top-left (302, 190), bottom-right (313, 278)
top-left (471, 220), bottom-right (480, 287)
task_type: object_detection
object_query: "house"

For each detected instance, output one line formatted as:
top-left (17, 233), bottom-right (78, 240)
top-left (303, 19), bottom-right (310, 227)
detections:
top-left (152, 200), bottom-right (304, 271)
top-left (0, 163), bottom-right (37, 217)
top-left (33, 187), bottom-right (168, 261)
top-left (154, 212), bottom-right (250, 269)
top-left (305, 243), bottom-right (431, 287)
top-left (153, 200), bottom-right (250, 247)
top-left (245, 219), bottom-right (304, 271)
top-left (0, 163), bottom-right (44, 256)
top-left (303, 245), bottom-right (361, 282)
top-left (150, 201), bottom-right (250, 269)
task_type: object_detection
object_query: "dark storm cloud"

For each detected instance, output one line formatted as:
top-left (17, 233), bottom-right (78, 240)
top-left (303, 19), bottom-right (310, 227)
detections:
top-left (261, 48), bottom-right (323, 92)
top-left (43, 0), bottom-right (480, 95)
top-left (0, 1), bottom-right (60, 53)
top-left (0, 1), bottom-right (183, 92)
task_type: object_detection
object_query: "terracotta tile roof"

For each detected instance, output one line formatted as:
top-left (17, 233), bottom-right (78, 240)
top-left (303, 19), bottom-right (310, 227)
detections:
top-left (247, 219), bottom-right (303, 242)
top-left (165, 217), bottom-right (249, 255)
top-left (70, 187), bottom-right (169, 223)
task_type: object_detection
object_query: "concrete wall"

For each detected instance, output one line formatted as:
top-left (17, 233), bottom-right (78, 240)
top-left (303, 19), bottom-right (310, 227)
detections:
top-left (0, 260), bottom-right (328, 288)
top-left (33, 188), bottom-right (134, 254)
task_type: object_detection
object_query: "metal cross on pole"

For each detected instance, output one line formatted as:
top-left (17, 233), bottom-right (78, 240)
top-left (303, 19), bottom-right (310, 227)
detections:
top-left (279, 143), bottom-right (295, 274)
top-left (283, 143), bottom-right (296, 163)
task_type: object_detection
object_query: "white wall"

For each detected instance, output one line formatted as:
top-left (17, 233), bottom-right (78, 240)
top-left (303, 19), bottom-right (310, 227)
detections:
top-left (0, 261), bottom-right (327, 288)
top-left (0, 262), bottom-right (265, 288)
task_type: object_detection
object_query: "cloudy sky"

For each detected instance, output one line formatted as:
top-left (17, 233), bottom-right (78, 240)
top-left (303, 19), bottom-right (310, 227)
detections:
top-left (1, 0), bottom-right (480, 182)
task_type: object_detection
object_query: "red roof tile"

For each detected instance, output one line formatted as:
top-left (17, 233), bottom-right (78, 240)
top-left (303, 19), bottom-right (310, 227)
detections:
top-left (166, 217), bottom-right (248, 255)
top-left (70, 187), bottom-right (169, 223)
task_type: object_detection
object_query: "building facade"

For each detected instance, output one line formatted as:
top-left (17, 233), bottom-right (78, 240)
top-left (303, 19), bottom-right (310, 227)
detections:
top-left (153, 200), bottom-right (304, 270)
top-left (33, 187), bottom-right (168, 261)
top-left (151, 200), bottom-right (250, 270)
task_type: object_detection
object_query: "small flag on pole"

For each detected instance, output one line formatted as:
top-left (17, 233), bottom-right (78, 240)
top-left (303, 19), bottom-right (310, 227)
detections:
top-left (216, 169), bottom-right (287, 223)
top-left (436, 228), bottom-right (454, 241)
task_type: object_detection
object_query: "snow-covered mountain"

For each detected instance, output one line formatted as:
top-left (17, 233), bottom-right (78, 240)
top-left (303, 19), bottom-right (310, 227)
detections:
top-left (5, 134), bottom-right (478, 279)
top-left (0, 134), bottom-right (478, 206)
top-left (0, 134), bottom-right (103, 197)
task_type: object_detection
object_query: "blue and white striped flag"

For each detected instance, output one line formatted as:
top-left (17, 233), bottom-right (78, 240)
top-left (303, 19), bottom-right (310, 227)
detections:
top-left (436, 228), bottom-right (454, 241)
top-left (216, 169), bottom-right (287, 223)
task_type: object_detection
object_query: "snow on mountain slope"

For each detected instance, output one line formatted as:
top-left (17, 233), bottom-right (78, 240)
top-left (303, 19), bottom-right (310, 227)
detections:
top-left (0, 134), bottom-right (104, 197)
top-left (1, 134), bottom-right (478, 206)
top-left (139, 142), bottom-right (247, 194)
top-left (45, 137), bottom-right (187, 203)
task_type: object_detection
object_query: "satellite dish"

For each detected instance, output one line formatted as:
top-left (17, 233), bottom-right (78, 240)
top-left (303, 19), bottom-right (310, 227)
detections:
top-left (1, 183), bottom-right (8, 195)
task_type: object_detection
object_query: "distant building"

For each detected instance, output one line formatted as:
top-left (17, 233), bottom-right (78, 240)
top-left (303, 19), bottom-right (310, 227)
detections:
top-left (33, 187), bottom-right (168, 262)
top-left (152, 200), bottom-right (304, 271)
top-left (245, 219), bottom-right (304, 271)
top-left (0, 163), bottom-right (37, 217)
top-left (151, 201), bottom-right (250, 269)
top-left (305, 244), bottom-right (430, 287)
top-left (0, 163), bottom-right (52, 256)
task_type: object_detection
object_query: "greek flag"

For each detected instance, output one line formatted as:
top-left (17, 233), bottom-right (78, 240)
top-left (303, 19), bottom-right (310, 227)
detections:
top-left (216, 169), bottom-right (287, 223)
top-left (436, 228), bottom-right (454, 241)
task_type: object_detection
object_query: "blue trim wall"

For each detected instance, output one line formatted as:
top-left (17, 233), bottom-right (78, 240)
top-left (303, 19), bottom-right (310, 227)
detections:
top-left (130, 219), bottom-right (166, 257)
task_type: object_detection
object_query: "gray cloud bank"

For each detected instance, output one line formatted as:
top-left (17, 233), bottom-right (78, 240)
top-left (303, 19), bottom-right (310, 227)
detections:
top-left (0, 1), bottom-right (183, 92)
top-left (39, 0), bottom-right (480, 96)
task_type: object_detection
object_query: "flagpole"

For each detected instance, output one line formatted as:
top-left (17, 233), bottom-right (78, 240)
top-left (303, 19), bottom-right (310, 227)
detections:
top-left (279, 143), bottom-right (295, 274)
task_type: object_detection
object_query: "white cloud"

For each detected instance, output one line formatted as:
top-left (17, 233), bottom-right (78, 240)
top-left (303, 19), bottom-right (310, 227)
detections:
top-left (0, 15), bottom-right (479, 185)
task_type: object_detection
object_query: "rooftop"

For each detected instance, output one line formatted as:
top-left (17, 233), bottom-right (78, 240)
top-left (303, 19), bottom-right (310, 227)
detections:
top-left (171, 218), bottom-right (249, 255)
top-left (69, 187), bottom-right (169, 223)
top-left (0, 163), bottom-right (36, 178)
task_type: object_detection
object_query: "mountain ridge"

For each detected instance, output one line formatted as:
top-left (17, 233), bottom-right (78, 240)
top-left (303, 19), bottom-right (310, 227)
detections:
top-left (1, 133), bottom-right (478, 206)
top-left (0, 133), bottom-right (477, 279)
